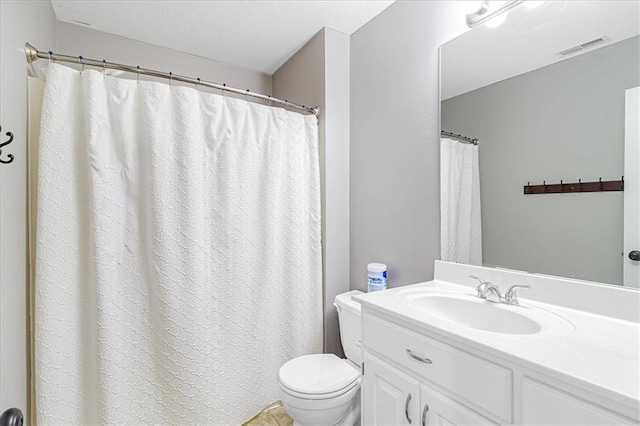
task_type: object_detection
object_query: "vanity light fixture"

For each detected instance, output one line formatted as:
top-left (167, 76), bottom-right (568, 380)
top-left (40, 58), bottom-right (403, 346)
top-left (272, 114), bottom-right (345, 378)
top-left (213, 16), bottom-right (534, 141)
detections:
top-left (485, 11), bottom-right (508, 28)
top-left (466, 1), bottom-right (525, 28)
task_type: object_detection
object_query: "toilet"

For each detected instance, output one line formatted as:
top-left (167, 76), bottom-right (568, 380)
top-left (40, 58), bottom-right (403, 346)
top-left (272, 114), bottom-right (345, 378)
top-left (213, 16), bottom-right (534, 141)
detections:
top-left (279, 290), bottom-right (363, 426)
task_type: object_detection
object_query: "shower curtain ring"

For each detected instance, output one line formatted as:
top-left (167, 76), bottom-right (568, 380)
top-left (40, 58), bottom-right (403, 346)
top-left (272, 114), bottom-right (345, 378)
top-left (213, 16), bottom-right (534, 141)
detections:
top-left (169, 72), bottom-right (173, 87)
top-left (78, 55), bottom-right (84, 73)
top-left (136, 66), bottom-right (140, 83)
top-left (102, 59), bottom-right (106, 76)
top-left (48, 50), bottom-right (53, 64)
top-left (222, 83), bottom-right (226, 96)
top-left (196, 77), bottom-right (201, 90)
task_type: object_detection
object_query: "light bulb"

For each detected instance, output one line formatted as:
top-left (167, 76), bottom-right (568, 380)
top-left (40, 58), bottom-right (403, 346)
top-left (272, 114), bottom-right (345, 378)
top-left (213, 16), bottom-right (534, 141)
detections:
top-left (465, 1), bottom-right (486, 14)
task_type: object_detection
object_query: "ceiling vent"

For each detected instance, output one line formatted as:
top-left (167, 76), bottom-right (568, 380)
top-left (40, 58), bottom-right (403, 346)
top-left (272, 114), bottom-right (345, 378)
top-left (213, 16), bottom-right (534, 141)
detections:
top-left (556, 36), bottom-right (611, 57)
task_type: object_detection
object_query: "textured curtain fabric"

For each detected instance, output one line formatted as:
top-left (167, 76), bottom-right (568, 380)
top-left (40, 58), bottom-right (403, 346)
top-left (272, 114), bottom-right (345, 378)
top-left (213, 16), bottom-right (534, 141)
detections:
top-left (440, 137), bottom-right (482, 266)
top-left (28, 76), bottom-right (45, 426)
top-left (34, 63), bottom-right (322, 425)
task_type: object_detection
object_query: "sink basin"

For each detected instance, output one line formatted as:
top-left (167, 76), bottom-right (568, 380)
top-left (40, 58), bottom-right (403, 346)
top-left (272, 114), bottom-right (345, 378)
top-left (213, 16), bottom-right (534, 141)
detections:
top-left (408, 294), bottom-right (541, 335)
top-left (399, 289), bottom-right (575, 336)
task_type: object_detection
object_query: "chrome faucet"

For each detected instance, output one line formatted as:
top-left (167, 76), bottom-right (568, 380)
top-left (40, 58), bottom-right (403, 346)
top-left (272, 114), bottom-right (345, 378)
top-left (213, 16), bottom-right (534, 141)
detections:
top-left (468, 275), bottom-right (503, 303)
top-left (503, 284), bottom-right (531, 306)
top-left (468, 275), bottom-right (530, 306)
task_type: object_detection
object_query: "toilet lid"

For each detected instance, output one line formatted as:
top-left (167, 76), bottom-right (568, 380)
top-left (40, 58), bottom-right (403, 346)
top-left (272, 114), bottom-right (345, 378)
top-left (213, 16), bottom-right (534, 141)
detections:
top-left (279, 354), bottom-right (360, 395)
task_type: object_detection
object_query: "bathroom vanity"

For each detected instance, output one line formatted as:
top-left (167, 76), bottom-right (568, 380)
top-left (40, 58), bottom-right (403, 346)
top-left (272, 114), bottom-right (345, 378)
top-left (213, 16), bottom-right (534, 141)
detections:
top-left (356, 261), bottom-right (640, 425)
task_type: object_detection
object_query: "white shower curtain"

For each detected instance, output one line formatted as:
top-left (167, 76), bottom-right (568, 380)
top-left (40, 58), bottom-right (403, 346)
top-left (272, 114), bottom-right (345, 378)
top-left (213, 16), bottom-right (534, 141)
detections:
top-left (440, 137), bottom-right (482, 265)
top-left (34, 63), bottom-right (323, 425)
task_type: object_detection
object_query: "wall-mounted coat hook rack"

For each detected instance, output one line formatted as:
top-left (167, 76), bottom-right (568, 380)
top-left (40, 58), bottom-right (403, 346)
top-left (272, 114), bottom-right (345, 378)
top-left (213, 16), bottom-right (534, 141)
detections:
top-left (524, 177), bottom-right (624, 194)
top-left (0, 126), bottom-right (15, 164)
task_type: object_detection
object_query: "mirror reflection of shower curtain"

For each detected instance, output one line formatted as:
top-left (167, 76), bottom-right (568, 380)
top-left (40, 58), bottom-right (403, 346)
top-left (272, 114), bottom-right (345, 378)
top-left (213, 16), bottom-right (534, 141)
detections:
top-left (440, 137), bottom-right (482, 265)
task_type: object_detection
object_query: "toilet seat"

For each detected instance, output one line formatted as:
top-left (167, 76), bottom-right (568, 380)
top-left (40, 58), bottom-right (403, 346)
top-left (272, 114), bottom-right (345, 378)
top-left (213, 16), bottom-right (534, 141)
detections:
top-left (280, 376), bottom-right (360, 400)
top-left (281, 378), bottom-right (360, 412)
top-left (279, 354), bottom-right (360, 400)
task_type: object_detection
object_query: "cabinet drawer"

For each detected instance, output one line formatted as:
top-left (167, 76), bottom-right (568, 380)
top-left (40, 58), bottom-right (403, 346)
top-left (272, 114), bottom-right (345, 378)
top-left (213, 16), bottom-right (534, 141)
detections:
top-left (363, 314), bottom-right (512, 423)
top-left (522, 377), bottom-right (635, 425)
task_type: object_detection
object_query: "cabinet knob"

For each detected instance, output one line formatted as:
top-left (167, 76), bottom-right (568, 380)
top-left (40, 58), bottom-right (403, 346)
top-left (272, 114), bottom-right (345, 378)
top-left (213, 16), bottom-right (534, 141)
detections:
top-left (629, 250), bottom-right (640, 261)
top-left (405, 394), bottom-right (412, 424)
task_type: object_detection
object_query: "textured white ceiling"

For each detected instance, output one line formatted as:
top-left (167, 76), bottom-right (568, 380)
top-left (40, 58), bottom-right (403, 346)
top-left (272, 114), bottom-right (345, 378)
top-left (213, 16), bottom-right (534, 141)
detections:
top-left (50, 0), bottom-right (394, 74)
top-left (442, 1), bottom-right (640, 100)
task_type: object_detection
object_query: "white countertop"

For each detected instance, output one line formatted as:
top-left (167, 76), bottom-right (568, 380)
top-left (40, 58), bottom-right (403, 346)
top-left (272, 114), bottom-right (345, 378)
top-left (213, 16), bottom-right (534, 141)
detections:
top-left (355, 279), bottom-right (640, 411)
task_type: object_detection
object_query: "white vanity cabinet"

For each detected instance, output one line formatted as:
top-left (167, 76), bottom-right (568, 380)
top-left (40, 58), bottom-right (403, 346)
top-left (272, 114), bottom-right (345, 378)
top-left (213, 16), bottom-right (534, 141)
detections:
top-left (362, 352), bottom-right (495, 426)
top-left (361, 310), bottom-right (638, 425)
top-left (362, 313), bottom-right (510, 425)
top-left (362, 352), bottom-right (420, 425)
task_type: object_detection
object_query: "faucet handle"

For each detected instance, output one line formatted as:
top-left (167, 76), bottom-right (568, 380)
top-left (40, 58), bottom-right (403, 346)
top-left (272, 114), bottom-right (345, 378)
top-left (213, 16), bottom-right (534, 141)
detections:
top-left (504, 284), bottom-right (530, 306)
top-left (468, 275), bottom-right (487, 284)
top-left (468, 275), bottom-right (491, 297)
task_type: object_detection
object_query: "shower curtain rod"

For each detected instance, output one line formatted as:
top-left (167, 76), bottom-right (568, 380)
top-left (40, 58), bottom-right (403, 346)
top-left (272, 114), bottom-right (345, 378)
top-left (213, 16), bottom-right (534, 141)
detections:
top-left (24, 43), bottom-right (319, 116)
top-left (441, 130), bottom-right (479, 145)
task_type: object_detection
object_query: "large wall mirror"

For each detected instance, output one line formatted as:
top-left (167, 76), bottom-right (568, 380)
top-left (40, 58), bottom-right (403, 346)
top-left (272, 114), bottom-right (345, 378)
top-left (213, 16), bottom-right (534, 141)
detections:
top-left (440, 1), bottom-right (639, 287)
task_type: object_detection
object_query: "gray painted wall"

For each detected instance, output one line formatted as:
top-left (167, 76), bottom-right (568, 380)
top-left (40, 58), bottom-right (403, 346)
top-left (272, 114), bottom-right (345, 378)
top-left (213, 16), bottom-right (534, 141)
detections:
top-left (442, 36), bottom-right (640, 285)
top-left (1, 1), bottom-right (56, 420)
top-left (56, 22), bottom-right (272, 97)
top-left (350, 1), bottom-right (469, 291)
top-left (323, 29), bottom-right (350, 355)
top-left (273, 28), bottom-right (351, 356)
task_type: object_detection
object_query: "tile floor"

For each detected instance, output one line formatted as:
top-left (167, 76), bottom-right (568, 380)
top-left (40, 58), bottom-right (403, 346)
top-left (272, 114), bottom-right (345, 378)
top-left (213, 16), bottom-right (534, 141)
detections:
top-left (242, 405), bottom-right (293, 426)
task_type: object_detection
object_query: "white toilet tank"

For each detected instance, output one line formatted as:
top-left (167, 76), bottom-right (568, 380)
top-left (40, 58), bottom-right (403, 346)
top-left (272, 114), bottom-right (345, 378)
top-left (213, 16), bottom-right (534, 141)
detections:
top-left (334, 290), bottom-right (363, 367)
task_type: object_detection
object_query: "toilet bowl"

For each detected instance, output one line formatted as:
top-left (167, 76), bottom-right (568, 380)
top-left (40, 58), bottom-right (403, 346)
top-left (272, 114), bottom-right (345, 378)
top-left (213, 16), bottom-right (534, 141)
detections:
top-left (279, 290), bottom-right (363, 426)
top-left (279, 354), bottom-right (360, 425)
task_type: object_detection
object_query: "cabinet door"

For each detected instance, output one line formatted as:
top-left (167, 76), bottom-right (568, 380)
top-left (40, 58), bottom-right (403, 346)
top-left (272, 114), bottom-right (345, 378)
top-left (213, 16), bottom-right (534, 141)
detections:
top-left (420, 383), bottom-right (497, 426)
top-left (363, 352), bottom-right (421, 426)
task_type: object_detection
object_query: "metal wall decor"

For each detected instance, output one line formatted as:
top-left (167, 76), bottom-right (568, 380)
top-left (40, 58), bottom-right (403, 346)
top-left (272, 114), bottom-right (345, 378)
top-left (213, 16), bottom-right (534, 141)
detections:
top-left (0, 126), bottom-right (15, 164)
